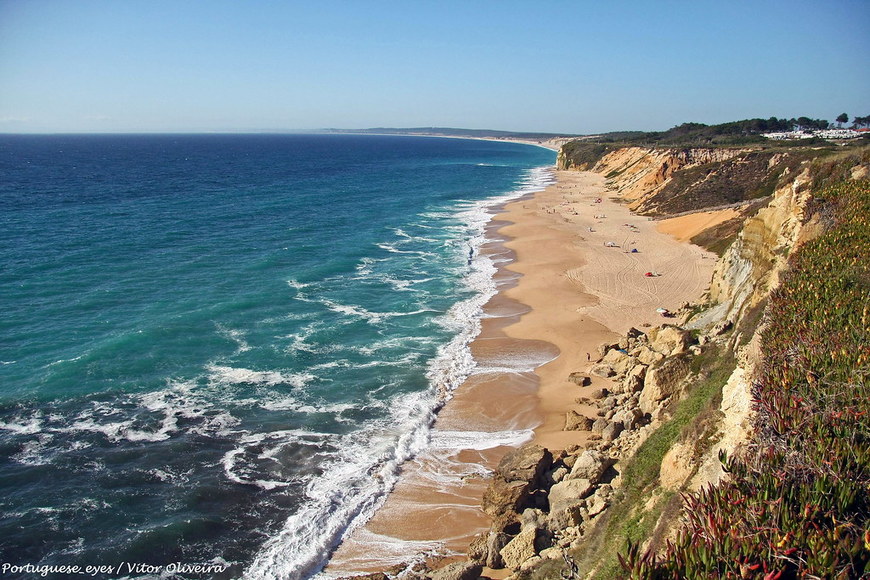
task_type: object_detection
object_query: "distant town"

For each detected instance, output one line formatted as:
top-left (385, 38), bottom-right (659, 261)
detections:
top-left (762, 128), bottom-right (867, 140)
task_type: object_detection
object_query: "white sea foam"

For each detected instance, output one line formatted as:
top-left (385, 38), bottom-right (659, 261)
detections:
top-left (216, 324), bottom-right (252, 353)
top-left (319, 298), bottom-right (433, 326)
top-left (391, 227), bottom-right (438, 243)
top-left (206, 365), bottom-right (314, 388)
top-left (286, 278), bottom-right (310, 291)
top-left (46, 354), bottom-right (84, 367)
top-left (314, 529), bottom-right (443, 579)
top-left (223, 429), bottom-right (313, 490)
top-left (245, 165), bottom-right (556, 580)
top-left (12, 434), bottom-right (54, 465)
top-left (429, 428), bottom-right (534, 451)
top-left (0, 414), bottom-right (44, 435)
top-left (375, 242), bottom-right (438, 259)
top-left (244, 389), bottom-right (438, 580)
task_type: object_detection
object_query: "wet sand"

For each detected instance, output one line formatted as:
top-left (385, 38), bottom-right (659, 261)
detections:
top-left (324, 169), bottom-right (716, 575)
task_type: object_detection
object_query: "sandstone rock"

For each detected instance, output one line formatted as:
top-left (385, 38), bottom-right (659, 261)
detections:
top-left (430, 561), bottom-right (483, 580)
top-left (520, 508), bottom-right (547, 530)
top-left (482, 480), bottom-right (530, 518)
top-left (467, 533), bottom-right (488, 563)
top-left (567, 372), bottom-right (591, 386)
top-left (627, 327), bottom-right (645, 340)
top-left (711, 319), bottom-right (733, 336)
top-left (590, 388), bottom-right (608, 400)
top-left (482, 445), bottom-right (552, 517)
top-left (486, 531), bottom-right (511, 569)
top-left (634, 345), bottom-right (666, 365)
top-left (539, 547), bottom-right (564, 560)
top-left (660, 441), bottom-right (695, 490)
top-left (544, 466), bottom-right (569, 485)
top-left (496, 444), bottom-right (553, 483)
top-left (602, 349), bottom-right (638, 377)
top-left (600, 395), bottom-right (618, 411)
top-left (591, 417), bottom-right (609, 433)
top-left (500, 527), bottom-right (538, 570)
top-left (601, 421), bottom-right (624, 443)
top-left (547, 504), bottom-right (587, 530)
top-left (648, 325), bottom-right (693, 356)
top-left (609, 378), bottom-right (628, 395)
top-left (566, 450), bottom-right (615, 483)
top-left (627, 363), bottom-right (647, 388)
top-left (547, 478), bottom-right (594, 513)
top-left (586, 493), bottom-right (609, 518)
top-left (520, 556), bottom-right (543, 571)
top-left (597, 342), bottom-right (618, 357)
top-left (589, 363), bottom-right (615, 378)
top-left (615, 407), bottom-right (644, 431)
top-left (564, 410), bottom-right (593, 431)
top-left (639, 356), bottom-right (691, 414)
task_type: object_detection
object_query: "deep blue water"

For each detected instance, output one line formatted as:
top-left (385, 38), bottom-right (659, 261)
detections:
top-left (0, 134), bottom-right (554, 579)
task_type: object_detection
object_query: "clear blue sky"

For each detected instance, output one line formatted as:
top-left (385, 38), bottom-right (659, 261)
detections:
top-left (1, 0), bottom-right (868, 134)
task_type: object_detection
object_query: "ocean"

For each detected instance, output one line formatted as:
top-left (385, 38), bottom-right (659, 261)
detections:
top-left (0, 134), bottom-right (555, 579)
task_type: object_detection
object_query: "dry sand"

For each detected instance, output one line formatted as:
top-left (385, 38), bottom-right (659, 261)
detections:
top-left (656, 208), bottom-right (741, 242)
top-left (325, 169), bottom-right (717, 575)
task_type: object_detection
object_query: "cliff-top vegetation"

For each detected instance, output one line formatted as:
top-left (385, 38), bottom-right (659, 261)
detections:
top-left (576, 116), bottom-right (866, 148)
top-left (620, 179), bottom-right (870, 579)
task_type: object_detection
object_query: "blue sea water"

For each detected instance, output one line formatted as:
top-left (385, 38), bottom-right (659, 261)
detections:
top-left (0, 134), bottom-right (555, 579)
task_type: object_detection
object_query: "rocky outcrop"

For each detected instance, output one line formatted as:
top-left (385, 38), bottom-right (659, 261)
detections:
top-left (638, 356), bottom-right (691, 415)
top-left (402, 144), bottom-right (862, 580)
top-left (458, 322), bottom-right (704, 575)
top-left (481, 445), bottom-right (552, 519)
top-left (589, 147), bottom-right (749, 212)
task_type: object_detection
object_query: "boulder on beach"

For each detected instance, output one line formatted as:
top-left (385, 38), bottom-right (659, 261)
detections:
top-left (589, 363), bottom-right (615, 378)
top-left (430, 561), bottom-right (483, 580)
top-left (565, 410), bottom-right (594, 431)
top-left (567, 372), bottom-right (592, 386)
top-left (481, 445), bottom-right (552, 517)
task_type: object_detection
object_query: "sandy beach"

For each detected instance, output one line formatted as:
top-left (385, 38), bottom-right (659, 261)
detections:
top-left (325, 168), bottom-right (716, 575)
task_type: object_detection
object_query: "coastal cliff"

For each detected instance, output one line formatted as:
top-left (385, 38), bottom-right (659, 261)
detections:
top-left (348, 141), bottom-right (869, 580)
top-left (469, 142), bottom-right (869, 579)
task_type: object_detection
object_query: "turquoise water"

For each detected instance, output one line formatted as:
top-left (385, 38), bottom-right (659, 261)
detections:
top-left (0, 134), bottom-right (554, 579)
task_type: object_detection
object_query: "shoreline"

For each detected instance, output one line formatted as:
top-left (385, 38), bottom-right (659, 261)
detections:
top-left (325, 167), bottom-right (716, 576)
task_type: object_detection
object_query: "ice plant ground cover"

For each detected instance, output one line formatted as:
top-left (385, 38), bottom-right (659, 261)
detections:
top-left (620, 179), bottom-right (870, 578)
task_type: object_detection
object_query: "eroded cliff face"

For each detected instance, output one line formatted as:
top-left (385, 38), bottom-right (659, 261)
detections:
top-left (590, 147), bottom-right (748, 211)
top-left (558, 143), bottom-right (811, 218)
top-left (692, 167), bottom-right (814, 335)
top-left (481, 147), bottom-right (829, 575)
top-left (401, 145), bottom-right (866, 580)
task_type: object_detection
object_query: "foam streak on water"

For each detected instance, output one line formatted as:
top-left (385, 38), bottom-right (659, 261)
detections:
top-left (0, 135), bottom-right (554, 579)
top-left (246, 166), bottom-right (555, 580)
